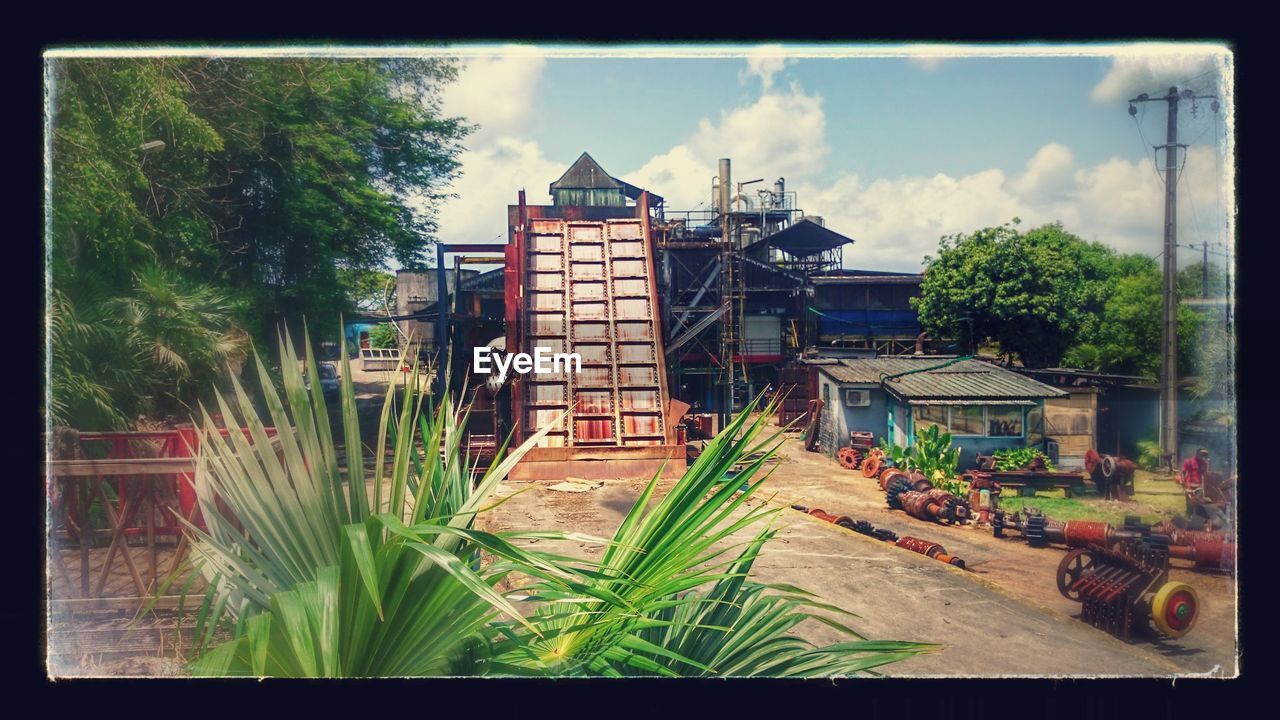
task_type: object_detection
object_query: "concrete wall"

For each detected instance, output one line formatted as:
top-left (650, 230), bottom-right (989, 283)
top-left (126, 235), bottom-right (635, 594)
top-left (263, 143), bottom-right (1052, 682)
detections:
top-left (814, 372), bottom-right (891, 458)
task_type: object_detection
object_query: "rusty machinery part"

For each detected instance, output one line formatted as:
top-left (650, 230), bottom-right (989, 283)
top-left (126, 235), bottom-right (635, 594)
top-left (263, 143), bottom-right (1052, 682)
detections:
top-left (1056, 549), bottom-right (1096, 601)
top-left (805, 507), bottom-right (840, 524)
top-left (991, 509), bottom-right (1008, 538)
top-left (862, 454), bottom-right (884, 479)
top-left (885, 475), bottom-right (913, 510)
top-left (1150, 582), bottom-right (1200, 637)
top-left (837, 447), bottom-right (861, 471)
top-left (848, 519), bottom-right (900, 543)
top-left (1153, 521), bottom-right (1231, 546)
top-left (792, 505), bottom-right (900, 542)
top-left (1055, 539), bottom-right (1195, 642)
top-left (896, 488), bottom-right (972, 525)
top-left (1084, 448), bottom-right (1102, 476)
top-left (1167, 540), bottom-right (1236, 571)
top-left (895, 536), bottom-right (966, 568)
top-left (1061, 520), bottom-right (1114, 548)
top-left (907, 471), bottom-right (933, 493)
top-left (877, 467), bottom-right (910, 492)
top-left (1024, 512), bottom-right (1048, 547)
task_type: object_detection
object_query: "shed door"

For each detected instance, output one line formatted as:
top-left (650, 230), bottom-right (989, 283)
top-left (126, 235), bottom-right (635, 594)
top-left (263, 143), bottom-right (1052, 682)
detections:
top-left (892, 404), bottom-right (909, 447)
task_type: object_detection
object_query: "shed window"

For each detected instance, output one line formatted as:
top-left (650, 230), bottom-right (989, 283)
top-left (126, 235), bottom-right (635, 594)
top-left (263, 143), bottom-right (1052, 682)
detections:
top-left (911, 404), bottom-right (1027, 438)
top-left (913, 406), bottom-right (947, 433)
top-left (949, 405), bottom-right (984, 436)
top-left (988, 406), bottom-right (1024, 437)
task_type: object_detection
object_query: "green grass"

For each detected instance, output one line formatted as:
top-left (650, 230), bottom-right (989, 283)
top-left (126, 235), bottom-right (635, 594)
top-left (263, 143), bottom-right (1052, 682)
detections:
top-left (997, 470), bottom-right (1185, 526)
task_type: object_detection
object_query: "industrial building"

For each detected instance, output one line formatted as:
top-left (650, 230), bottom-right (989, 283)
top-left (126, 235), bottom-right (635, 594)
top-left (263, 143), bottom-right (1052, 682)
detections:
top-left (402, 152), bottom-right (947, 477)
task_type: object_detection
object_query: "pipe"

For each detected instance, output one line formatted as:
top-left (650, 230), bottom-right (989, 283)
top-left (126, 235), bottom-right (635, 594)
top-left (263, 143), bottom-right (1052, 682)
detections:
top-left (718, 158), bottom-right (732, 217)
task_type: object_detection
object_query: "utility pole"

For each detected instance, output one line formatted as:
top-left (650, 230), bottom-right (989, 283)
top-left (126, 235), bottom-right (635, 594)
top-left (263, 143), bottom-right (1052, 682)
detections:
top-left (1129, 86), bottom-right (1218, 463)
top-left (718, 158), bottom-right (735, 428)
top-left (1201, 242), bottom-right (1209, 297)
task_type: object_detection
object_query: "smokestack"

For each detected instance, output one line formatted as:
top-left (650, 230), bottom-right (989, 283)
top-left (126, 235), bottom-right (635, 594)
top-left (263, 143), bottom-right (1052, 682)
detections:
top-left (915, 332), bottom-right (929, 356)
top-left (718, 158), bottom-right (731, 215)
top-left (774, 177), bottom-right (785, 207)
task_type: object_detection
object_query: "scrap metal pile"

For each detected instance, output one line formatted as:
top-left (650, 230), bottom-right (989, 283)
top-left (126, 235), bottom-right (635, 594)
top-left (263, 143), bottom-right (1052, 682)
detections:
top-left (791, 505), bottom-right (967, 568)
top-left (1056, 537), bottom-right (1199, 641)
top-left (992, 509), bottom-right (1235, 572)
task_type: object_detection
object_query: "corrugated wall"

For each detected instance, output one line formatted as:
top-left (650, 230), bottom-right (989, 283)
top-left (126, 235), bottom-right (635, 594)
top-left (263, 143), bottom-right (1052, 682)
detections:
top-left (519, 217), bottom-right (672, 449)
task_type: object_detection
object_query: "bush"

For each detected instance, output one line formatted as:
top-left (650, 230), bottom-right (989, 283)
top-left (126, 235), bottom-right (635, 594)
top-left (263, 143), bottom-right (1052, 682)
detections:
top-left (992, 447), bottom-right (1056, 472)
top-left (368, 323), bottom-right (399, 349)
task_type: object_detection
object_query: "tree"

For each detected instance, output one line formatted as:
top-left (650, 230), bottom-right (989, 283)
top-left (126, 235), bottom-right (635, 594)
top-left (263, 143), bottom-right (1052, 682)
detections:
top-left (1177, 260), bottom-right (1230, 298)
top-left (336, 268), bottom-right (397, 314)
top-left (368, 323), bottom-right (399, 349)
top-left (1064, 264), bottom-right (1200, 377)
top-left (913, 221), bottom-right (1118, 368)
top-left (48, 57), bottom-right (469, 429)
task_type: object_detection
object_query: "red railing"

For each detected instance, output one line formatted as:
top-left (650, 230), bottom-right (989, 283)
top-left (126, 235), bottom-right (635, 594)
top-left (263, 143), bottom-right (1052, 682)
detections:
top-left (47, 426), bottom-right (277, 610)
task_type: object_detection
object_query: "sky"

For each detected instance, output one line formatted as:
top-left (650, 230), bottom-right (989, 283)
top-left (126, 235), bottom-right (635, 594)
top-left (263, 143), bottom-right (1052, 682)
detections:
top-left (432, 44), bottom-right (1234, 273)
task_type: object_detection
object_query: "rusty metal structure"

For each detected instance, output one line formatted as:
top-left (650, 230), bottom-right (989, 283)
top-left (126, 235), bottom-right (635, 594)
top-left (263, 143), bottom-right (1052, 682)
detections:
top-left (994, 510), bottom-right (1236, 571)
top-left (505, 187), bottom-right (687, 481)
top-left (993, 509), bottom-right (1150, 549)
top-left (791, 505), bottom-right (966, 568)
top-left (1056, 539), bottom-right (1199, 641)
top-left (1084, 448), bottom-right (1137, 500)
top-left (884, 473), bottom-right (972, 525)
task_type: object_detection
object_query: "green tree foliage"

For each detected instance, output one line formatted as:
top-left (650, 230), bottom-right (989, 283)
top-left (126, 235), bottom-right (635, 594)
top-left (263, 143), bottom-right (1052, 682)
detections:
top-left (913, 221), bottom-right (1116, 368)
top-left (916, 220), bottom-right (1200, 373)
top-left (367, 323), bottom-right (399, 349)
top-left (1064, 266), bottom-right (1200, 377)
top-left (48, 57), bottom-right (468, 429)
top-left (1177, 260), bottom-right (1230, 298)
top-left (336, 268), bottom-right (396, 314)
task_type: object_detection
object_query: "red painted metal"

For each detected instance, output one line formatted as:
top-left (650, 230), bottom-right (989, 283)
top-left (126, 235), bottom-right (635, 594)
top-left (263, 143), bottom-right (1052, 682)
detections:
top-left (1062, 520), bottom-right (1113, 548)
top-left (1168, 540), bottom-right (1236, 570)
top-left (65, 427), bottom-right (277, 536)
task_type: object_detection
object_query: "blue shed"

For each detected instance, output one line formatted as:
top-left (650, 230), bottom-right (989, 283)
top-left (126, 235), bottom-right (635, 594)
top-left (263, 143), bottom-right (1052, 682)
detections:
top-left (812, 357), bottom-right (1067, 470)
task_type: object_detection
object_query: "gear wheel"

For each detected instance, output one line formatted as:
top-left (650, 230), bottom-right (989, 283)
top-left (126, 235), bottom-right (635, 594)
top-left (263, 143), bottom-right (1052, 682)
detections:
top-left (885, 475), bottom-right (912, 510)
top-left (992, 509), bottom-right (1006, 538)
top-left (1146, 532), bottom-right (1171, 557)
top-left (1025, 513), bottom-right (1048, 548)
top-left (837, 447), bottom-right (861, 470)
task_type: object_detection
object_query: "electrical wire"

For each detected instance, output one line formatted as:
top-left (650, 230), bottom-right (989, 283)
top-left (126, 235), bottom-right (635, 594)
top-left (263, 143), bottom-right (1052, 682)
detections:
top-left (1133, 104), bottom-right (1167, 185)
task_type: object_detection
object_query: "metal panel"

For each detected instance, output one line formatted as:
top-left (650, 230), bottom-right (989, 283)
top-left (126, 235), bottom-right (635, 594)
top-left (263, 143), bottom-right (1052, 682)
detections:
top-left (517, 214), bottom-right (674, 449)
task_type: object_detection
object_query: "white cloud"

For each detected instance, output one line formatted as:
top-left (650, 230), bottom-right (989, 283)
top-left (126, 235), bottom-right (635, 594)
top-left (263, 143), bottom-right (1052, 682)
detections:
top-left (627, 83), bottom-right (828, 209)
top-left (1009, 142), bottom-right (1076, 202)
top-left (432, 49), bottom-right (562, 249)
top-left (440, 50), bottom-right (547, 139)
top-left (741, 45), bottom-right (794, 91)
top-left (907, 56), bottom-right (948, 71)
top-left (1091, 54), bottom-right (1225, 104)
top-left (789, 143), bottom-right (1229, 273)
top-left (435, 137), bottom-right (562, 246)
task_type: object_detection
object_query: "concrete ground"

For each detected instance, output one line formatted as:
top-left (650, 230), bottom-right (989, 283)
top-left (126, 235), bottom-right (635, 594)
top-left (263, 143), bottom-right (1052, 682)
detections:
top-left (477, 433), bottom-right (1238, 678)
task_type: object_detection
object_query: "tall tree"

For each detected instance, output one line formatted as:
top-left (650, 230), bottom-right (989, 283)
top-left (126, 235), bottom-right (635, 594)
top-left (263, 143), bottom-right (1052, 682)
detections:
top-left (913, 221), bottom-right (1116, 368)
top-left (48, 56), bottom-right (469, 429)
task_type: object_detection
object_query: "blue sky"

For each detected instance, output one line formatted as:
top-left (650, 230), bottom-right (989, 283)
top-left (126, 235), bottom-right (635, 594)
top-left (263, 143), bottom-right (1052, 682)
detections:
top-left (435, 46), bottom-right (1233, 273)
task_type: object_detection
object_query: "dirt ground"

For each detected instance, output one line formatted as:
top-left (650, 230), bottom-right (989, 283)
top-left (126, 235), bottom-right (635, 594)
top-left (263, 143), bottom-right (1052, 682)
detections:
top-left (477, 434), bottom-right (1238, 678)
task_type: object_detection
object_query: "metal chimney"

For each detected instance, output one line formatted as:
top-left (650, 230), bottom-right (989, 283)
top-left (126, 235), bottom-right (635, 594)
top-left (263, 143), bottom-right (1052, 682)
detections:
top-left (774, 177), bottom-right (785, 208)
top-left (718, 158), bottom-right (731, 215)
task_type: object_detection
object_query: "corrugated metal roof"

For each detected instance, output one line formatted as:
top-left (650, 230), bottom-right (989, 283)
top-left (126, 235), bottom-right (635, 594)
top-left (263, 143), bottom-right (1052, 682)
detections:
top-left (549, 152), bottom-right (622, 191)
top-left (816, 357), bottom-right (1066, 401)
